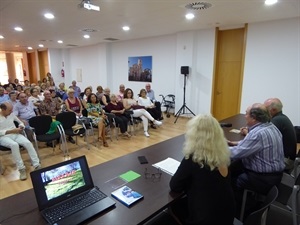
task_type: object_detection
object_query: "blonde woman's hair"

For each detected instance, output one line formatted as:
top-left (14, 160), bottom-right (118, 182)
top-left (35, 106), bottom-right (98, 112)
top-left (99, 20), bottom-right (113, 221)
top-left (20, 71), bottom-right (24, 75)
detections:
top-left (183, 114), bottom-right (230, 170)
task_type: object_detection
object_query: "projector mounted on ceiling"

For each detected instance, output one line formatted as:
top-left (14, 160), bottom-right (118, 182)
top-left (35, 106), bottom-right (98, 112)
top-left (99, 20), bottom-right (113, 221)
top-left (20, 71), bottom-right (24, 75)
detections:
top-left (79, 0), bottom-right (100, 11)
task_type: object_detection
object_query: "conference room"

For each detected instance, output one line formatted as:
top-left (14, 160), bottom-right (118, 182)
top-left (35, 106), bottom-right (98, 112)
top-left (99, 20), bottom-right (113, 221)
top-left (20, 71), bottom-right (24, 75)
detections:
top-left (0, 0), bottom-right (299, 225)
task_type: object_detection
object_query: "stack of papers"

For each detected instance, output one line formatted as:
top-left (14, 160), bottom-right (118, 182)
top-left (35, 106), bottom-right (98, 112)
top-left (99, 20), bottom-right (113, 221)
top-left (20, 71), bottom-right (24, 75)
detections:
top-left (152, 157), bottom-right (180, 176)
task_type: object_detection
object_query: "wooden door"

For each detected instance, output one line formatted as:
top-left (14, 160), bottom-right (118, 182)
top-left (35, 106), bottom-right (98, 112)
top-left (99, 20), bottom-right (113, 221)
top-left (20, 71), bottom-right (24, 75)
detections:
top-left (212, 27), bottom-right (247, 120)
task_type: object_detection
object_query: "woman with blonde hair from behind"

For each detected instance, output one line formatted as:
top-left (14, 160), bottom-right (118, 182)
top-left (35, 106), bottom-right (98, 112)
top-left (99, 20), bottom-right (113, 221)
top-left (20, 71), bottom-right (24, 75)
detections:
top-left (169, 114), bottom-right (235, 225)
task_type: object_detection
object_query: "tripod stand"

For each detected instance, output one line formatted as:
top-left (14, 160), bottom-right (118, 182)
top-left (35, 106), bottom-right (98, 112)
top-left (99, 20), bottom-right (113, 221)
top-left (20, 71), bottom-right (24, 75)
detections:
top-left (174, 74), bottom-right (195, 123)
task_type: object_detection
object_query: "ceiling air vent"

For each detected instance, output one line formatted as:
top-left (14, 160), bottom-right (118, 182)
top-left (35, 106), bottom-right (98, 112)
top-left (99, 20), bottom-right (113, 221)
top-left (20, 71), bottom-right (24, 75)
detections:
top-left (185, 2), bottom-right (212, 10)
top-left (66, 44), bottom-right (78, 47)
top-left (81, 28), bottom-right (98, 33)
top-left (104, 38), bottom-right (119, 41)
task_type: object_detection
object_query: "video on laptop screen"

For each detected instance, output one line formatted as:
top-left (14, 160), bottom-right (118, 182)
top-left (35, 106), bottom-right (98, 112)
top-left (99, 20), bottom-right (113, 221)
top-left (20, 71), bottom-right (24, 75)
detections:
top-left (41, 161), bottom-right (86, 201)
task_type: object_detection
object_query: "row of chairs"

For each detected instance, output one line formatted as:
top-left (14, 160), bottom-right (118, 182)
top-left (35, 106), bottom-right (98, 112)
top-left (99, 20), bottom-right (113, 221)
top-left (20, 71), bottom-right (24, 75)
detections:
top-left (0, 112), bottom-right (90, 159)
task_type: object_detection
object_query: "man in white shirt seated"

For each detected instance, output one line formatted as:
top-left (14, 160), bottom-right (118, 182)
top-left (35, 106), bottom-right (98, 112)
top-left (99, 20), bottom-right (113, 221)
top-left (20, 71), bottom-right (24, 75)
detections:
top-left (0, 102), bottom-right (41, 181)
top-left (145, 83), bottom-right (163, 120)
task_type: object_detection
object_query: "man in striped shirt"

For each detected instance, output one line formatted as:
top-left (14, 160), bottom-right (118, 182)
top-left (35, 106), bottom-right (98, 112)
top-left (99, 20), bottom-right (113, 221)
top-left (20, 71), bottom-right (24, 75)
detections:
top-left (228, 103), bottom-right (285, 195)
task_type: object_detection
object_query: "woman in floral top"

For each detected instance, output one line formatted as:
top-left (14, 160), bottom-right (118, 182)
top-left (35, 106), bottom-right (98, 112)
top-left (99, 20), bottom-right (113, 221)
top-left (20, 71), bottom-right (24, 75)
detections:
top-left (86, 93), bottom-right (108, 147)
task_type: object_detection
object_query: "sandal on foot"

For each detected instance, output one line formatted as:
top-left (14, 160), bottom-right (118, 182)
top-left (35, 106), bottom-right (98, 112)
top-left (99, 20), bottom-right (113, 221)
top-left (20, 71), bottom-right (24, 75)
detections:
top-left (123, 132), bottom-right (131, 138)
top-left (103, 141), bottom-right (109, 147)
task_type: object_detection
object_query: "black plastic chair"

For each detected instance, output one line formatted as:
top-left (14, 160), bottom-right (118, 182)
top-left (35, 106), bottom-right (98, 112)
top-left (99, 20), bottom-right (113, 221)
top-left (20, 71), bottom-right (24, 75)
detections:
top-left (235, 186), bottom-right (279, 225)
top-left (56, 112), bottom-right (89, 151)
top-left (28, 115), bottom-right (66, 156)
top-left (272, 172), bottom-right (300, 225)
top-left (291, 174), bottom-right (300, 225)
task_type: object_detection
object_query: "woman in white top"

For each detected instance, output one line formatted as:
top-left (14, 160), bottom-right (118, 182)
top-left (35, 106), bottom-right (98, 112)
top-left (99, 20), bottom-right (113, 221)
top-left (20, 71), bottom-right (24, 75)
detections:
top-left (123, 88), bottom-right (162, 137)
top-left (138, 88), bottom-right (161, 121)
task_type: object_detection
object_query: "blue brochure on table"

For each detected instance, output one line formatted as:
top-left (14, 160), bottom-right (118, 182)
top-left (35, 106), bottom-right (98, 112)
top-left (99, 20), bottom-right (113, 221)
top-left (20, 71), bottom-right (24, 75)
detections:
top-left (111, 186), bottom-right (143, 207)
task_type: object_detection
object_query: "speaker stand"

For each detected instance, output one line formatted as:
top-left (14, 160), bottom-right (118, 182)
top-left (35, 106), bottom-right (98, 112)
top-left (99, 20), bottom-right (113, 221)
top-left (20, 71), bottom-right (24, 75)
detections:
top-left (174, 74), bottom-right (195, 123)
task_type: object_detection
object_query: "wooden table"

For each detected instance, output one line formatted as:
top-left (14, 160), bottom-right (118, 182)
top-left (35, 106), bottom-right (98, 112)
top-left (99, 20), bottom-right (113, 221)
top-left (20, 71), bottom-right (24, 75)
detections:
top-left (0, 114), bottom-right (246, 225)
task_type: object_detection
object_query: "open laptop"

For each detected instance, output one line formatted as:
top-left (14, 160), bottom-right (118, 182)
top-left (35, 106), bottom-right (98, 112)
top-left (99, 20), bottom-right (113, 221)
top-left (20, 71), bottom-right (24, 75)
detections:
top-left (30, 156), bottom-right (115, 225)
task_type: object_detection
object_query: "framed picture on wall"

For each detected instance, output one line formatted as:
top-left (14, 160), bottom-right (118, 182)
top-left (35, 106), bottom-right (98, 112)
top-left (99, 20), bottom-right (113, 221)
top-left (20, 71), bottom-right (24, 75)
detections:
top-left (128, 56), bottom-right (152, 82)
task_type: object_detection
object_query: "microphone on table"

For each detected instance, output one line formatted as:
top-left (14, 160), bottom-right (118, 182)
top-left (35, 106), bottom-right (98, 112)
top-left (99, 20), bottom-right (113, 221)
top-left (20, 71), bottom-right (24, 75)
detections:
top-left (219, 123), bottom-right (232, 128)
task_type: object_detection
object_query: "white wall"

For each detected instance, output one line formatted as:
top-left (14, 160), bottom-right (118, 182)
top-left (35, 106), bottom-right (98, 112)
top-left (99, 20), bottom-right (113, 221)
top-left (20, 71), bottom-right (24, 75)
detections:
top-left (242, 17), bottom-right (300, 124)
top-left (49, 17), bottom-right (300, 125)
top-left (110, 35), bottom-right (177, 99)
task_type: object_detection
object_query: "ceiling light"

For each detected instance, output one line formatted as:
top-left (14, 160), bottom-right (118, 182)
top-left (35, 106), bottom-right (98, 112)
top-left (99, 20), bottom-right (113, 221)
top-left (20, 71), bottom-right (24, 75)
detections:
top-left (185, 13), bottom-right (195, 20)
top-left (38, 44), bottom-right (44, 47)
top-left (28, 47), bottom-right (33, 50)
top-left (83, 34), bottom-right (90, 39)
top-left (0, 35), bottom-right (4, 39)
top-left (122, 26), bottom-right (130, 31)
top-left (44, 13), bottom-right (55, 19)
top-left (57, 40), bottom-right (63, 44)
top-left (265, 0), bottom-right (278, 5)
top-left (14, 27), bottom-right (23, 31)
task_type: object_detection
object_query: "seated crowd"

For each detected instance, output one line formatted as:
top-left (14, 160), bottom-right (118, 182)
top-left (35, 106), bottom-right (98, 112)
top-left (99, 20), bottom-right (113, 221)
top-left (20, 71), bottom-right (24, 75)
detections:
top-left (0, 74), bottom-right (164, 180)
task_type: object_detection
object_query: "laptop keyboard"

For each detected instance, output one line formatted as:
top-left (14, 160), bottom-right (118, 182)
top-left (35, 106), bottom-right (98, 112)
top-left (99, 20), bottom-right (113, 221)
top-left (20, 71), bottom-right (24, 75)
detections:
top-left (44, 187), bottom-right (107, 224)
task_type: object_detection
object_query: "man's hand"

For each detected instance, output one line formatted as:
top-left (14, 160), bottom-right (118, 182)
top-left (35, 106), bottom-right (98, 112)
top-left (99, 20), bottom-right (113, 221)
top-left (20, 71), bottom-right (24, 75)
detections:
top-left (227, 140), bottom-right (238, 146)
top-left (240, 127), bottom-right (248, 136)
top-left (6, 127), bottom-right (23, 134)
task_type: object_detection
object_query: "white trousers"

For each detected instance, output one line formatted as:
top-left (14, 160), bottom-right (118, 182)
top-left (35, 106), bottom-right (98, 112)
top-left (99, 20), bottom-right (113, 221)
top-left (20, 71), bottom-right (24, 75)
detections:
top-left (132, 109), bottom-right (155, 132)
top-left (0, 134), bottom-right (40, 170)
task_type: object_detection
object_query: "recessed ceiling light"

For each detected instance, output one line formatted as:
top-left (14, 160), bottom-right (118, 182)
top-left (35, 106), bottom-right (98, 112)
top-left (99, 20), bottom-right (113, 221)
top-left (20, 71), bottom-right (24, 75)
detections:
top-left (38, 44), bottom-right (44, 47)
top-left (44, 13), bottom-right (55, 19)
top-left (14, 27), bottom-right (23, 31)
top-left (185, 13), bottom-right (195, 20)
top-left (122, 26), bottom-right (130, 31)
top-left (0, 35), bottom-right (4, 39)
top-left (83, 34), bottom-right (90, 39)
top-left (265, 0), bottom-right (278, 5)
top-left (28, 47), bottom-right (33, 50)
top-left (57, 40), bottom-right (63, 44)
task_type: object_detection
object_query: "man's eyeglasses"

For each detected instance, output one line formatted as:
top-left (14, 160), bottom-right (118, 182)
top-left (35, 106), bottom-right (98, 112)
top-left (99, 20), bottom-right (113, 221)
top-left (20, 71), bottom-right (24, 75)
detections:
top-left (144, 168), bottom-right (162, 181)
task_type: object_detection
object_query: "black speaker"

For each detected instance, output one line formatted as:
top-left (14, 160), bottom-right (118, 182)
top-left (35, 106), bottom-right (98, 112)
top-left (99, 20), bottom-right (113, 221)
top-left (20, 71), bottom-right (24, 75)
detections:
top-left (181, 66), bottom-right (189, 75)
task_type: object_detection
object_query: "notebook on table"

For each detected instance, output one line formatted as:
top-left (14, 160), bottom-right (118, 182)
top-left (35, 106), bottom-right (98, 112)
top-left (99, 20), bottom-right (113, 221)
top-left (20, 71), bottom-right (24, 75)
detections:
top-left (30, 156), bottom-right (115, 225)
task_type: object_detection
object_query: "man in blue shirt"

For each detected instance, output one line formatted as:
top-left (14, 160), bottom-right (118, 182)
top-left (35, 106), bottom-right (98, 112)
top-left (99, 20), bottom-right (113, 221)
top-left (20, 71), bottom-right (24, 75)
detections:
top-left (0, 87), bottom-right (9, 104)
top-left (145, 83), bottom-right (163, 120)
top-left (71, 80), bottom-right (81, 98)
top-left (228, 103), bottom-right (284, 195)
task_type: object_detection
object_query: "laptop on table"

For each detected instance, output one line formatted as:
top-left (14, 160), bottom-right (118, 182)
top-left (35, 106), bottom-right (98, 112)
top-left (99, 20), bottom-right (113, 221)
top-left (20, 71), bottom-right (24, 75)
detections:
top-left (30, 156), bottom-right (115, 225)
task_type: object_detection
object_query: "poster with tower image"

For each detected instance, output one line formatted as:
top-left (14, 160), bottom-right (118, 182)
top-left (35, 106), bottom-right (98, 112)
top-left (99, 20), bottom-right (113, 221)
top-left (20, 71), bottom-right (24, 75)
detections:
top-left (128, 56), bottom-right (152, 82)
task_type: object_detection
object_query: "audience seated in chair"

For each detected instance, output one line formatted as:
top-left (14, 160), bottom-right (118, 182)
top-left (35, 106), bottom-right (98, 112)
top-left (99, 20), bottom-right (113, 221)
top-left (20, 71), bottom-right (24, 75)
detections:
top-left (116, 84), bottom-right (125, 102)
top-left (71, 80), bottom-right (81, 98)
top-left (105, 94), bottom-right (131, 138)
top-left (38, 90), bottom-right (61, 118)
top-left (138, 88), bottom-right (162, 129)
top-left (101, 88), bottom-right (111, 107)
top-left (228, 103), bottom-right (285, 216)
top-left (0, 102), bottom-right (41, 181)
top-left (145, 83), bottom-right (163, 120)
top-left (95, 85), bottom-right (104, 102)
top-left (122, 88), bottom-right (162, 137)
top-left (64, 88), bottom-right (83, 144)
top-left (86, 93), bottom-right (109, 147)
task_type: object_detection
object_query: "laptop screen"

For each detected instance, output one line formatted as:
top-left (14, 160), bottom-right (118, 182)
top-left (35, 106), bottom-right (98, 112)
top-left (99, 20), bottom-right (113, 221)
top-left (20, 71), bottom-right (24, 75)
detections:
top-left (31, 156), bottom-right (94, 210)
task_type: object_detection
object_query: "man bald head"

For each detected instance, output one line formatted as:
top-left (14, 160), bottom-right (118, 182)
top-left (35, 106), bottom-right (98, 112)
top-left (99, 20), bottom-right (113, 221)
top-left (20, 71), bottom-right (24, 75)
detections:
top-left (0, 102), bottom-right (13, 116)
top-left (264, 98), bottom-right (283, 117)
